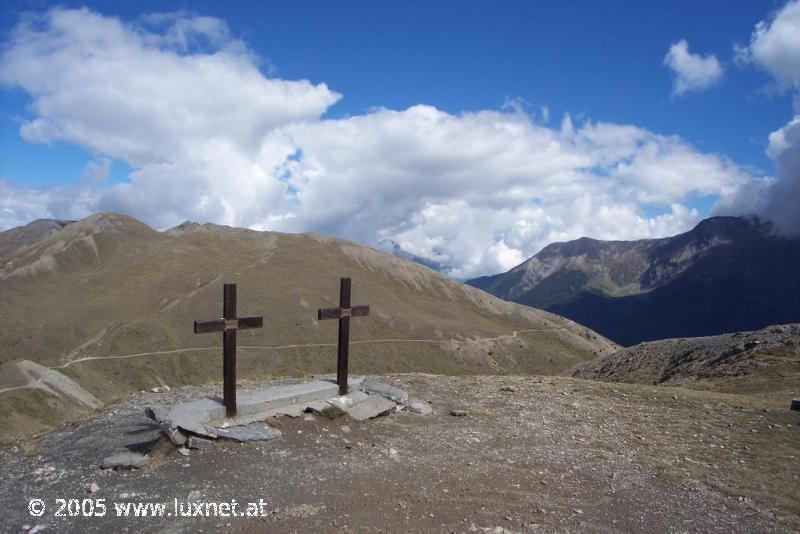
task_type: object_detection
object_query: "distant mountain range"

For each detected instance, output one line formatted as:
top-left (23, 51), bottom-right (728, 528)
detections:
top-left (467, 216), bottom-right (800, 346)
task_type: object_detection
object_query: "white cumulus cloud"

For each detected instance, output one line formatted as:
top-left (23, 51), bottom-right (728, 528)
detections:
top-left (722, 0), bottom-right (800, 234)
top-left (735, 0), bottom-right (800, 91)
top-left (0, 8), bottom-right (767, 278)
top-left (664, 39), bottom-right (724, 96)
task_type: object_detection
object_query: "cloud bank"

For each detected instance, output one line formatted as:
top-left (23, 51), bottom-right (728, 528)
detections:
top-left (724, 0), bottom-right (800, 234)
top-left (0, 7), bottom-right (772, 278)
top-left (664, 39), bottom-right (724, 95)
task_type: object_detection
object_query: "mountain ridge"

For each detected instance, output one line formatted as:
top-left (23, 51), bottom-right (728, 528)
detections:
top-left (0, 212), bottom-right (615, 440)
top-left (468, 216), bottom-right (800, 345)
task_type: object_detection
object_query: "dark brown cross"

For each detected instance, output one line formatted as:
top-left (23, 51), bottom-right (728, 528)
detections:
top-left (318, 277), bottom-right (370, 395)
top-left (193, 283), bottom-right (263, 417)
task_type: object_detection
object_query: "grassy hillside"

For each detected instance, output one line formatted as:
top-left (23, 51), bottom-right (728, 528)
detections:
top-left (0, 213), bottom-right (616, 440)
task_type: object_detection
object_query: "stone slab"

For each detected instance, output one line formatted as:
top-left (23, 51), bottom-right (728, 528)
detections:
top-left (153, 380), bottom-right (365, 440)
top-left (160, 422), bottom-right (188, 446)
top-left (268, 403), bottom-right (307, 418)
top-left (236, 380), bottom-right (343, 416)
top-left (359, 379), bottom-right (409, 404)
top-left (144, 404), bottom-right (170, 423)
top-left (215, 422), bottom-right (282, 443)
top-left (347, 395), bottom-right (398, 421)
top-left (186, 436), bottom-right (213, 450)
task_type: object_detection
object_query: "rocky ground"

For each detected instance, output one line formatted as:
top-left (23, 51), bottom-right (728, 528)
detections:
top-left (0, 374), bottom-right (798, 533)
top-left (566, 324), bottom-right (799, 400)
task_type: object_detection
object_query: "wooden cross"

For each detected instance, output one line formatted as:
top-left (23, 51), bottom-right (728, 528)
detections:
top-left (318, 277), bottom-right (370, 395)
top-left (193, 283), bottom-right (263, 417)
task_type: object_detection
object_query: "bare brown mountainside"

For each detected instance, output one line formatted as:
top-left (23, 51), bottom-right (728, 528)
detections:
top-left (0, 218), bottom-right (73, 258)
top-left (566, 323), bottom-right (799, 405)
top-left (0, 213), bottom-right (615, 439)
top-left (468, 217), bottom-right (800, 345)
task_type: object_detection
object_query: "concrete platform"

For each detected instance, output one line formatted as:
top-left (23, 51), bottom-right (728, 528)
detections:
top-left (236, 377), bottom-right (363, 417)
top-left (145, 377), bottom-right (415, 446)
top-left (150, 378), bottom-right (364, 441)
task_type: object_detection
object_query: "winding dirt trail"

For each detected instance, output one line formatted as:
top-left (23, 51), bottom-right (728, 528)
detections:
top-left (0, 327), bottom-right (568, 395)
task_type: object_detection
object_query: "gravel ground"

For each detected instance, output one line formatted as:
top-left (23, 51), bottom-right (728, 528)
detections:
top-left (0, 374), bottom-right (798, 533)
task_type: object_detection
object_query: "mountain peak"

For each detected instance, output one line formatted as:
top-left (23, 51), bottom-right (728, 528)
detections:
top-left (467, 216), bottom-right (800, 345)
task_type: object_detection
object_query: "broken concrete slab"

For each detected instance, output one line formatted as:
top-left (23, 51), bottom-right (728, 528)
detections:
top-left (186, 436), bottom-right (213, 450)
top-left (268, 403), bottom-right (306, 418)
top-left (405, 399), bottom-right (432, 415)
top-left (215, 422), bottom-right (282, 443)
top-left (146, 379), bottom-right (396, 448)
top-left (235, 379), bottom-right (364, 416)
top-left (144, 404), bottom-right (170, 422)
top-left (100, 452), bottom-right (149, 470)
top-left (160, 422), bottom-right (187, 446)
top-left (359, 379), bottom-right (408, 404)
top-left (327, 390), bottom-right (370, 410)
top-left (158, 397), bottom-right (222, 439)
top-left (347, 394), bottom-right (398, 421)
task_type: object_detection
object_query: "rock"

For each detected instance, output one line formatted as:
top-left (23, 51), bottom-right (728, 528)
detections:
top-left (449, 409), bottom-right (469, 417)
top-left (186, 436), bottom-right (213, 450)
top-left (160, 422), bottom-right (187, 446)
top-left (405, 399), bottom-right (432, 415)
top-left (28, 526), bottom-right (46, 534)
top-left (144, 404), bottom-right (170, 422)
top-left (500, 386), bottom-right (517, 392)
top-left (216, 422), bottom-right (282, 443)
top-left (177, 447), bottom-right (190, 456)
top-left (89, 482), bottom-right (99, 493)
top-left (175, 421), bottom-right (218, 440)
top-left (347, 395), bottom-right (398, 421)
top-left (359, 379), bottom-right (409, 404)
top-left (791, 398), bottom-right (800, 412)
top-left (100, 452), bottom-right (149, 470)
top-left (188, 490), bottom-right (203, 502)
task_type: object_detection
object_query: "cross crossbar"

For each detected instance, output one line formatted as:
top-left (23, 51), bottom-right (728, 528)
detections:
top-left (193, 283), bottom-right (263, 417)
top-left (317, 305), bottom-right (370, 321)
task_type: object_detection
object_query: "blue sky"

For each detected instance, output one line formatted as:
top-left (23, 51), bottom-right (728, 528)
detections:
top-left (0, 1), bottom-right (798, 276)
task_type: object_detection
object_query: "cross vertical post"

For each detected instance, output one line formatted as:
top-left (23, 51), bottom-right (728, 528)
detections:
top-left (194, 283), bottom-right (263, 418)
top-left (317, 277), bottom-right (370, 396)
top-left (337, 278), bottom-right (351, 396)
top-left (223, 283), bottom-right (237, 417)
